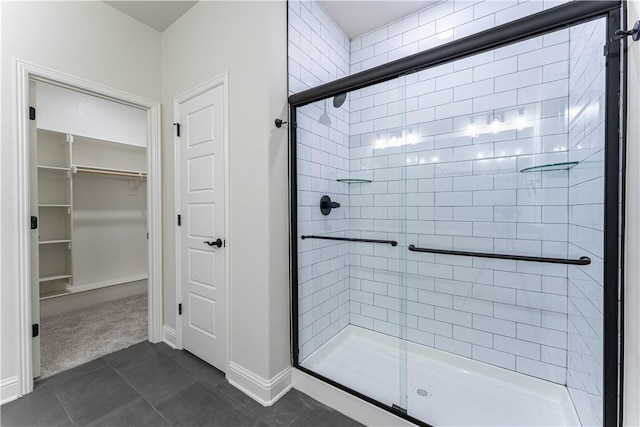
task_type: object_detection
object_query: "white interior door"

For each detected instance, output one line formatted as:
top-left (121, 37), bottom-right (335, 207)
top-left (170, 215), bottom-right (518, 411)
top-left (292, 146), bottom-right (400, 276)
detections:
top-left (179, 84), bottom-right (226, 371)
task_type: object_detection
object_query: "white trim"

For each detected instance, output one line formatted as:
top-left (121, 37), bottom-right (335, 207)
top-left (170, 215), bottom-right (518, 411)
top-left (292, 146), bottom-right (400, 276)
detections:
top-left (15, 57), bottom-right (32, 400)
top-left (146, 102), bottom-right (163, 344)
top-left (292, 369), bottom-right (413, 427)
top-left (163, 325), bottom-right (177, 348)
top-left (40, 280), bottom-right (146, 317)
top-left (173, 72), bottom-right (230, 371)
top-left (173, 97), bottom-right (182, 349)
top-left (14, 59), bottom-right (163, 397)
top-left (227, 362), bottom-right (293, 406)
top-left (0, 377), bottom-right (19, 405)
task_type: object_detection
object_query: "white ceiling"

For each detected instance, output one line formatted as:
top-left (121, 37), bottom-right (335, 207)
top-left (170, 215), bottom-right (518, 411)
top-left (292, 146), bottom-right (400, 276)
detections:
top-left (318, 1), bottom-right (437, 39)
top-left (104, 0), bottom-right (436, 38)
top-left (104, 1), bottom-right (198, 32)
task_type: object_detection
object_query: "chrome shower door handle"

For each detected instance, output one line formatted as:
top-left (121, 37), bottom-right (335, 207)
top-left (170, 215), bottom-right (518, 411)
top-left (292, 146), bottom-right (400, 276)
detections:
top-left (204, 239), bottom-right (223, 248)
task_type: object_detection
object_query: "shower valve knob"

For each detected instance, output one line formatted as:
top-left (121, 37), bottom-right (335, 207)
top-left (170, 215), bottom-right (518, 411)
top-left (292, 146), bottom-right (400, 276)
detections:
top-left (320, 195), bottom-right (340, 215)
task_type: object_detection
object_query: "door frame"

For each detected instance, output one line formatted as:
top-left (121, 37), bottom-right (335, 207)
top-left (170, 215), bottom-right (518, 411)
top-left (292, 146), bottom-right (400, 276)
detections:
top-left (173, 72), bottom-right (230, 371)
top-left (14, 58), bottom-right (163, 396)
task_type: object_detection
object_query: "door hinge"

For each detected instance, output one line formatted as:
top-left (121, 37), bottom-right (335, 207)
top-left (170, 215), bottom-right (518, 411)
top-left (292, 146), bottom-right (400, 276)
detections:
top-left (603, 43), bottom-right (608, 57)
top-left (31, 216), bottom-right (38, 230)
top-left (177, 214), bottom-right (181, 226)
top-left (147, 232), bottom-right (149, 240)
top-left (173, 122), bottom-right (181, 137)
top-left (32, 324), bottom-right (39, 337)
top-left (178, 303), bottom-right (182, 315)
top-left (29, 107), bottom-right (36, 121)
top-left (223, 240), bottom-right (226, 248)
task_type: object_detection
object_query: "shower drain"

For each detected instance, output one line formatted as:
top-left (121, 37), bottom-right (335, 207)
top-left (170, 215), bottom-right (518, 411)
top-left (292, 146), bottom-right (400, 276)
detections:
top-left (413, 387), bottom-right (432, 398)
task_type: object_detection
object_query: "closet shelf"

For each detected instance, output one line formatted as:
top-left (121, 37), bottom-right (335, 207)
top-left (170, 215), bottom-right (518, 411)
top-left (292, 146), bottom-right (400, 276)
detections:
top-left (39, 239), bottom-right (71, 245)
top-left (39, 274), bottom-right (72, 283)
top-left (72, 164), bottom-right (147, 178)
top-left (520, 161), bottom-right (579, 173)
top-left (38, 165), bottom-right (70, 171)
top-left (38, 203), bottom-right (71, 208)
top-left (38, 204), bottom-right (72, 208)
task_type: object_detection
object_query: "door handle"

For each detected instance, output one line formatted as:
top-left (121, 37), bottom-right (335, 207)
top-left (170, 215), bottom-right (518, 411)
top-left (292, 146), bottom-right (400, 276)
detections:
top-left (204, 239), bottom-right (223, 248)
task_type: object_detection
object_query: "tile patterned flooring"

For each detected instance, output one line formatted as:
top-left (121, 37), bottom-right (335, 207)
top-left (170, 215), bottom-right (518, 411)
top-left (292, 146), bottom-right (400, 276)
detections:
top-left (1, 342), bottom-right (363, 427)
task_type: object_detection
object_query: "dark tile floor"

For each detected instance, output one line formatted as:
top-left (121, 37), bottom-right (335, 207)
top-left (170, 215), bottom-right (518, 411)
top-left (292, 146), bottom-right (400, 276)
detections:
top-left (1, 342), bottom-right (363, 427)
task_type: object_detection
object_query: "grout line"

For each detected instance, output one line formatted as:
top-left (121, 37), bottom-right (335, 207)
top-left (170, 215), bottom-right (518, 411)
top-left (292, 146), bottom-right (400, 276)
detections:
top-left (53, 388), bottom-right (76, 426)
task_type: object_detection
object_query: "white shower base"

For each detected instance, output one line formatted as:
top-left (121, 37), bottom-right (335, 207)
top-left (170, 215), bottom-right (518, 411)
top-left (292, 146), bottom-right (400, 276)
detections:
top-left (302, 325), bottom-right (581, 426)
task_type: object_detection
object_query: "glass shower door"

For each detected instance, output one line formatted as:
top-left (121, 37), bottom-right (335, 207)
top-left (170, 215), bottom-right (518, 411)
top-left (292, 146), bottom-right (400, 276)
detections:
top-left (348, 73), bottom-right (412, 414)
top-left (397, 19), bottom-right (607, 426)
top-left (295, 75), bottom-right (410, 413)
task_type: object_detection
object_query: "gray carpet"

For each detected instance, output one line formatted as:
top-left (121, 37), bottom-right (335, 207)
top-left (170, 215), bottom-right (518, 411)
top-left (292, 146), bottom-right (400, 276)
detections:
top-left (39, 293), bottom-right (147, 380)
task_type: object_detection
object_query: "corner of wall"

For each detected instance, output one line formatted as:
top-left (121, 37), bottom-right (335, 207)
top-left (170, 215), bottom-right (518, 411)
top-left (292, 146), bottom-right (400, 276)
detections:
top-left (227, 362), bottom-right (292, 406)
top-left (162, 325), bottom-right (177, 348)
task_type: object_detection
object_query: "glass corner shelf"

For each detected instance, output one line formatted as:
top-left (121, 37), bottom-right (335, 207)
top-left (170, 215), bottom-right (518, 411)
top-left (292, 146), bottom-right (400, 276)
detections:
top-left (336, 178), bottom-right (372, 183)
top-left (519, 161), bottom-right (579, 173)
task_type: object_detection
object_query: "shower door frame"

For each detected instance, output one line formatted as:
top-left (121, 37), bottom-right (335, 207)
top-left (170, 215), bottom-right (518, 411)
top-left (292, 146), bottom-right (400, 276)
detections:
top-left (288, 2), bottom-right (625, 426)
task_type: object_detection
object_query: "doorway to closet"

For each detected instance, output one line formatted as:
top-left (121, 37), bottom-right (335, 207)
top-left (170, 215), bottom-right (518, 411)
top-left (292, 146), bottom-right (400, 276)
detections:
top-left (15, 59), bottom-right (163, 396)
top-left (30, 81), bottom-right (149, 380)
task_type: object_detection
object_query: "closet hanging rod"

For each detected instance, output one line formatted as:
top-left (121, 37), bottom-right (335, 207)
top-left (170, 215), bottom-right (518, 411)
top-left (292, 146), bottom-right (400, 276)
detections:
top-left (408, 245), bottom-right (591, 265)
top-left (301, 235), bottom-right (398, 247)
top-left (72, 166), bottom-right (147, 179)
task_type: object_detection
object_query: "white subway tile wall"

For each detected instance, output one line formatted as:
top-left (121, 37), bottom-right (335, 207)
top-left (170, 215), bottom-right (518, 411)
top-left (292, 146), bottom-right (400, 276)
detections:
top-left (349, 0), bottom-right (568, 74)
top-left (290, 0), bottom-right (352, 360)
top-left (348, 27), bottom-right (571, 384)
top-left (291, 2), bottom-right (605, 414)
top-left (566, 17), bottom-right (606, 427)
top-left (289, 0), bottom-right (350, 94)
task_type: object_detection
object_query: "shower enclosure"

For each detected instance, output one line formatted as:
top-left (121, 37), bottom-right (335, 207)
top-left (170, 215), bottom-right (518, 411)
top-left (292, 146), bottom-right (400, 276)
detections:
top-left (290, 2), bottom-right (623, 426)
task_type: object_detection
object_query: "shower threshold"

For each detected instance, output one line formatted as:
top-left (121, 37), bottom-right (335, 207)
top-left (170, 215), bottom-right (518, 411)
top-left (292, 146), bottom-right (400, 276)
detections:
top-left (301, 325), bottom-right (580, 426)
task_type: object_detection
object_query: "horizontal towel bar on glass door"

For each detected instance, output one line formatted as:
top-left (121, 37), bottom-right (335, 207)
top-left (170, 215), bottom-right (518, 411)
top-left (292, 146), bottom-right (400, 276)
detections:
top-left (301, 235), bottom-right (398, 247)
top-left (408, 245), bottom-right (591, 265)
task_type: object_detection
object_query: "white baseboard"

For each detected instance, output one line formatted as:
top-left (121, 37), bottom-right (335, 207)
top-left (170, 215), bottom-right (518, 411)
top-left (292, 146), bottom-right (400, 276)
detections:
top-left (162, 325), bottom-right (177, 348)
top-left (292, 368), bottom-right (412, 427)
top-left (1, 376), bottom-right (19, 405)
top-left (68, 274), bottom-right (148, 294)
top-left (41, 280), bottom-right (147, 317)
top-left (227, 361), bottom-right (292, 406)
